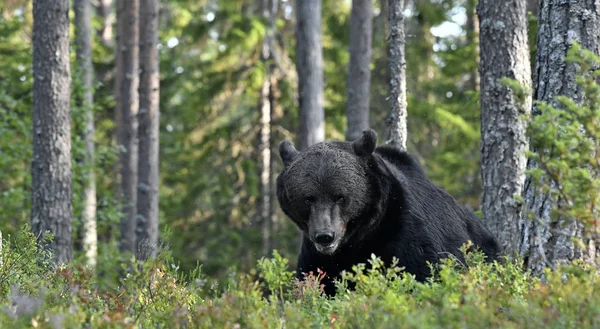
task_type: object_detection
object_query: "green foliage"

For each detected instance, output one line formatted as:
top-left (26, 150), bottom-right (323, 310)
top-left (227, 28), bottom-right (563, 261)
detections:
top-left (526, 43), bottom-right (600, 237)
top-left (0, 0), bottom-right (496, 283)
top-left (2, 232), bottom-right (600, 328)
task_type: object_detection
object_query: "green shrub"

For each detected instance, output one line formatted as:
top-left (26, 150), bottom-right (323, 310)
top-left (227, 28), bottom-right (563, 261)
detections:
top-left (1, 229), bottom-right (600, 328)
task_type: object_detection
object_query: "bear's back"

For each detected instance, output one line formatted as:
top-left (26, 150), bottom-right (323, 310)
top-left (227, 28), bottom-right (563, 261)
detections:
top-left (373, 144), bottom-right (501, 262)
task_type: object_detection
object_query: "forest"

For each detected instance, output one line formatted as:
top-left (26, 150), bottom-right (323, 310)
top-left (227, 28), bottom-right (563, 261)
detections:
top-left (1, 0), bottom-right (600, 327)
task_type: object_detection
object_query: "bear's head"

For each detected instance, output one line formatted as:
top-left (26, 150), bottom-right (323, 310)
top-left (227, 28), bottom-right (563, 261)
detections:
top-left (276, 129), bottom-right (381, 256)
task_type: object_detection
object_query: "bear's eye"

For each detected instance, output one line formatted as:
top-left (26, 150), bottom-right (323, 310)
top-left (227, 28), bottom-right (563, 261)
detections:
top-left (336, 196), bottom-right (345, 204)
top-left (304, 196), bottom-right (315, 205)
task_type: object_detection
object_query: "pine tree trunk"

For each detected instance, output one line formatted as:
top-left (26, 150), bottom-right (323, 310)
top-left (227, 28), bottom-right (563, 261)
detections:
top-left (74, 0), bottom-right (98, 268)
top-left (519, 0), bottom-right (600, 275)
top-left (527, 0), bottom-right (539, 17)
top-left (259, 68), bottom-right (273, 257)
top-left (259, 0), bottom-right (278, 257)
top-left (136, 0), bottom-right (160, 261)
top-left (384, 0), bottom-right (407, 150)
top-left (97, 0), bottom-right (114, 47)
top-left (345, 0), bottom-right (373, 141)
top-left (31, 0), bottom-right (74, 264)
top-left (478, 0), bottom-right (532, 256)
top-left (295, 0), bottom-right (325, 151)
top-left (116, 0), bottom-right (140, 255)
top-left (466, 0), bottom-right (480, 92)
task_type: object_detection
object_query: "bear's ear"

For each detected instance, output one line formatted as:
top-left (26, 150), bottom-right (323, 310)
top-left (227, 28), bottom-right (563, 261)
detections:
top-left (352, 129), bottom-right (377, 157)
top-left (279, 140), bottom-right (300, 167)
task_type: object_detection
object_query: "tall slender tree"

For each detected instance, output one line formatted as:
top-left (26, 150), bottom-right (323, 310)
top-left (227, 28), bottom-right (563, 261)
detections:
top-left (466, 0), bottom-right (480, 92)
top-left (478, 0), bottom-right (532, 256)
top-left (519, 0), bottom-right (600, 274)
top-left (74, 0), bottom-right (98, 267)
top-left (116, 0), bottom-right (140, 254)
top-left (384, 0), bottom-right (407, 150)
top-left (31, 0), bottom-right (74, 264)
top-left (295, 0), bottom-right (325, 151)
top-left (345, 0), bottom-right (373, 141)
top-left (136, 0), bottom-right (160, 260)
top-left (258, 0), bottom-right (279, 256)
top-left (97, 0), bottom-right (114, 47)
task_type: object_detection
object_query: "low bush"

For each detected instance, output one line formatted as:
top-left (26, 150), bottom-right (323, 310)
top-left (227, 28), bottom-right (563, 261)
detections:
top-left (1, 227), bottom-right (599, 328)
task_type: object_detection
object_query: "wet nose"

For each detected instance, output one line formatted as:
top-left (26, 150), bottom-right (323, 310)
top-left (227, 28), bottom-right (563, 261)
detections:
top-left (314, 231), bottom-right (335, 244)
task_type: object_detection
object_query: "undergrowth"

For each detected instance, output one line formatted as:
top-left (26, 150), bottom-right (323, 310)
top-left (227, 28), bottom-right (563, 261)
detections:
top-left (1, 227), bottom-right (599, 328)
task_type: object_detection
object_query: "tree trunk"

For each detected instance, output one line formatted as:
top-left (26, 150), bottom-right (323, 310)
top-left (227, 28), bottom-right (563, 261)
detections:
top-left (466, 0), bottom-right (480, 92)
top-left (384, 0), bottom-right (407, 150)
top-left (136, 0), bottom-right (160, 261)
top-left (74, 0), bottom-right (98, 268)
top-left (31, 0), bottom-right (74, 264)
top-left (97, 0), bottom-right (114, 47)
top-left (116, 0), bottom-right (140, 255)
top-left (519, 0), bottom-right (600, 275)
top-left (527, 0), bottom-right (539, 17)
top-left (478, 0), bottom-right (532, 256)
top-left (295, 0), bottom-right (325, 151)
top-left (259, 67), bottom-right (273, 257)
top-left (259, 0), bottom-right (278, 257)
top-left (345, 0), bottom-right (373, 141)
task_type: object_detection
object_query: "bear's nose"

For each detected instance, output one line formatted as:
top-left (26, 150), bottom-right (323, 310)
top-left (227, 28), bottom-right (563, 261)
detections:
top-left (314, 231), bottom-right (335, 244)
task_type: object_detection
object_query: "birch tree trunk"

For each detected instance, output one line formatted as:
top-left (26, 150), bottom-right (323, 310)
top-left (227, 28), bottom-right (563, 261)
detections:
top-left (74, 0), bottom-right (98, 267)
top-left (136, 0), bottom-right (160, 261)
top-left (31, 0), bottom-right (74, 264)
top-left (384, 0), bottom-right (407, 150)
top-left (478, 0), bottom-right (532, 256)
top-left (519, 0), bottom-right (600, 275)
top-left (295, 0), bottom-right (325, 151)
top-left (345, 0), bottom-right (373, 141)
top-left (116, 0), bottom-right (140, 254)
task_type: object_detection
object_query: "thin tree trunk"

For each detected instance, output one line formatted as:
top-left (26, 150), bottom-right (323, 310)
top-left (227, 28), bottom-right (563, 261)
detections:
top-left (269, 70), bottom-right (282, 252)
top-left (31, 0), bottom-right (74, 264)
top-left (116, 0), bottom-right (140, 255)
top-left (295, 0), bottom-right (325, 151)
top-left (97, 0), bottom-right (114, 47)
top-left (345, 0), bottom-right (373, 141)
top-left (136, 0), bottom-right (160, 261)
top-left (520, 0), bottom-right (600, 275)
top-left (259, 69), bottom-right (273, 257)
top-left (478, 0), bottom-right (532, 256)
top-left (466, 0), bottom-right (480, 92)
top-left (384, 0), bottom-right (407, 150)
top-left (74, 0), bottom-right (98, 268)
top-left (259, 0), bottom-right (278, 257)
top-left (527, 0), bottom-right (539, 17)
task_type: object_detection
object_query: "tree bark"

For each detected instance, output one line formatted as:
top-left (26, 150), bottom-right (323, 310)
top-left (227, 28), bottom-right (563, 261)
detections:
top-left (31, 0), bottom-right (74, 264)
top-left (345, 0), bottom-right (373, 141)
top-left (136, 0), bottom-right (160, 261)
top-left (478, 0), bottom-right (532, 256)
top-left (259, 67), bottom-right (273, 257)
top-left (74, 0), bottom-right (98, 268)
top-left (527, 0), bottom-right (539, 17)
top-left (116, 0), bottom-right (140, 255)
top-left (384, 0), bottom-right (408, 150)
top-left (97, 0), bottom-right (114, 47)
top-left (259, 0), bottom-right (278, 257)
top-left (295, 0), bottom-right (325, 151)
top-left (519, 0), bottom-right (600, 275)
top-left (466, 0), bottom-right (480, 92)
